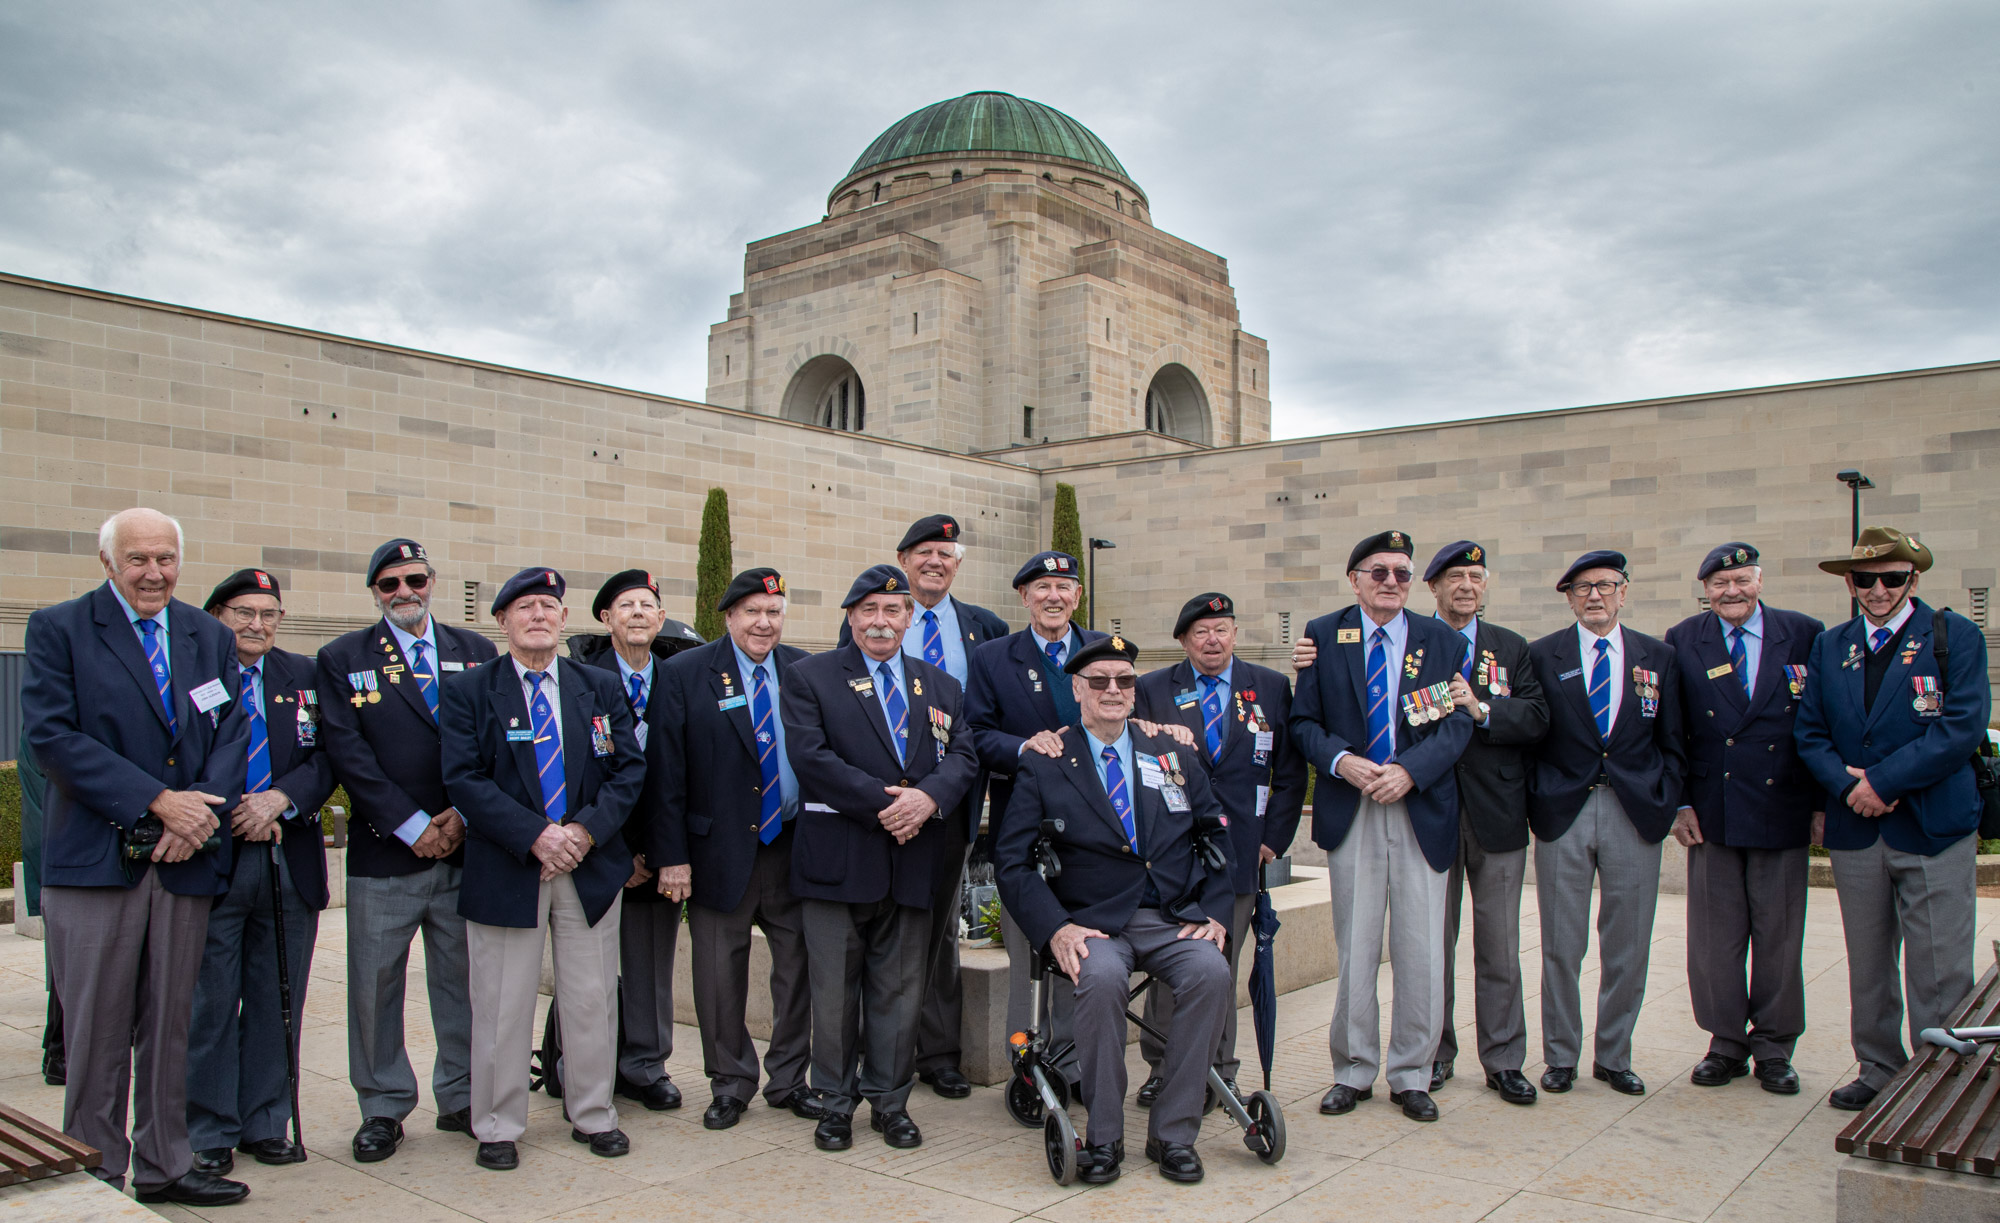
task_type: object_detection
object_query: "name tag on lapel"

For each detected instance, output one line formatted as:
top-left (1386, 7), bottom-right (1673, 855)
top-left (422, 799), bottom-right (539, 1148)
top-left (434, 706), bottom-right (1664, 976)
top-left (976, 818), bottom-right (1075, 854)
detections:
top-left (190, 678), bottom-right (230, 713)
top-left (1174, 690), bottom-right (1199, 709)
top-left (1558, 668), bottom-right (1583, 682)
top-left (441, 661), bottom-right (465, 672)
top-left (1336, 628), bottom-right (1362, 644)
top-left (1706, 663), bottom-right (1733, 679)
top-left (717, 695), bottom-right (748, 711)
top-left (507, 729), bottom-right (534, 742)
top-left (1137, 754), bottom-right (1165, 789)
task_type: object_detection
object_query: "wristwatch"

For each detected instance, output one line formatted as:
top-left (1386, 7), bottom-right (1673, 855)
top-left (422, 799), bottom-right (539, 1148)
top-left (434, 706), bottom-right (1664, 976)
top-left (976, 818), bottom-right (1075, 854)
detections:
top-left (1476, 701), bottom-right (1491, 725)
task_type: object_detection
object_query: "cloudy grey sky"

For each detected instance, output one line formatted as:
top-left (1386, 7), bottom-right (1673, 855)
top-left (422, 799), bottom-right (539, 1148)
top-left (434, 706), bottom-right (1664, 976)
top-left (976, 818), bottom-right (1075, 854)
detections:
top-left (3, 1), bottom-right (1994, 437)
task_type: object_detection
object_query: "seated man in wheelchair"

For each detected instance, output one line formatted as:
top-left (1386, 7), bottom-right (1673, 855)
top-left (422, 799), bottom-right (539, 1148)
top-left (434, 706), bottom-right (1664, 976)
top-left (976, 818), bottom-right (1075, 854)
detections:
top-left (995, 634), bottom-right (1236, 1185)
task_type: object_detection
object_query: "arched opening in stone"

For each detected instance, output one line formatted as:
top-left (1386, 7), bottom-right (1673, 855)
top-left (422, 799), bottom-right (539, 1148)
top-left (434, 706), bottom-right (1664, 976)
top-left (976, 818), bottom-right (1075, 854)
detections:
top-left (1143, 363), bottom-right (1211, 444)
top-left (781, 355), bottom-right (867, 432)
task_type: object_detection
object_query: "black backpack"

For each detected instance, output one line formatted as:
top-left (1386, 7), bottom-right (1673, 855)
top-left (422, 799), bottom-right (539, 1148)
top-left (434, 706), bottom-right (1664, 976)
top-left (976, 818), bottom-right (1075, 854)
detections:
top-left (1931, 608), bottom-right (2000, 839)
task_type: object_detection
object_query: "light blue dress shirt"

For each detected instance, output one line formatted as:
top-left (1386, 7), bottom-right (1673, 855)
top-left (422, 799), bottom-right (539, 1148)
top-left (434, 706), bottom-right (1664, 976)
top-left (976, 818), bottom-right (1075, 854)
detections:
top-left (1457, 617), bottom-right (1479, 673)
top-left (869, 649), bottom-right (910, 754)
top-left (732, 640), bottom-right (799, 821)
top-left (387, 615), bottom-right (444, 846)
top-left (1719, 604), bottom-right (1765, 699)
top-left (903, 595), bottom-right (969, 685)
top-left (616, 654), bottom-right (655, 749)
top-left (108, 582), bottom-right (170, 675)
top-left (239, 656), bottom-right (300, 819)
top-left (1331, 608), bottom-right (1410, 772)
top-left (1084, 723), bottom-right (1137, 813)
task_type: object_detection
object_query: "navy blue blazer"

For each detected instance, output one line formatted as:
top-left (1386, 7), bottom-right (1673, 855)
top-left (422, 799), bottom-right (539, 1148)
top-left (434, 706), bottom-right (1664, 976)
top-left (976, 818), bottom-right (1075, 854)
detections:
top-left (1526, 624), bottom-right (1686, 844)
top-left (995, 723), bottom-right (1234, 948)
top-left (1449, 618), bottom-right (1549, 854)
top-left (1134, 658), bottom-right (1308, 894)
top-left (1795, 600), bottom-right (1990, 857)
top-left (646, 636), bottom-right (810, 915)
top-left (316, 618), bottom-right (497, 878)
top-left (1289, 607), bottom-right (1474, 873)
top-left (24, 584), bottom-right (249, 895)
top-left (241, 646), bottom-right (338, 910)
top-left (439, 655), bottom-right (643, 928)
top-left (1665, 605), bottom-right (1825, 850)
top-left (966, 624), bottom-right (1108, 831)
top-left (780, 644), bottom-right (979, 908)
top-left (573, 640), bottom-right (675, 903)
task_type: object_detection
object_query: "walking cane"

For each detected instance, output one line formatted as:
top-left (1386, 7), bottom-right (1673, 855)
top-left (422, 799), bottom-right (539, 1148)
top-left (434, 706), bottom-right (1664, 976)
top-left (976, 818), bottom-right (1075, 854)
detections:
top-left (268, 836), bottom-right (307, 1160)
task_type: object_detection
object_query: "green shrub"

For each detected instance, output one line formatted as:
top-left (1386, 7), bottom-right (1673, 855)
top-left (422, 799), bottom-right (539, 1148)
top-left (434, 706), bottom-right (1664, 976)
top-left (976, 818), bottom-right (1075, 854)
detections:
top-left (0, 762), bottom-right (19, 883)
top-left (1050, 482), bottom-right (1084, 626)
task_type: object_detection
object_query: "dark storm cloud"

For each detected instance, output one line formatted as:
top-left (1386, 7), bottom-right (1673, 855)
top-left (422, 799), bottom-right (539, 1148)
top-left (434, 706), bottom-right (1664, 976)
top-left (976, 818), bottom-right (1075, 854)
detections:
top-left (2, 1), bottom-right (1993, 436)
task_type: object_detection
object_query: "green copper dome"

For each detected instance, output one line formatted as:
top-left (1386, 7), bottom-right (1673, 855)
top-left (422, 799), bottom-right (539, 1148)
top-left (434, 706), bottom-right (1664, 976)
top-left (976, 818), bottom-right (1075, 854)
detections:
top-left (847, 91), bottom-right (1133, 184)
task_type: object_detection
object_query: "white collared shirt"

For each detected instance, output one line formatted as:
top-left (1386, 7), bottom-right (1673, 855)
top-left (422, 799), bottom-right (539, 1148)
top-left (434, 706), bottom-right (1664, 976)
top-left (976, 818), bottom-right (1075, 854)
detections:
top-left (1577, 621), bottom-right (1626, 728)
top-left (1330, 608), bottom-right (1409, 772)
top-left (1867, 599), bottom-right (1916, 648)
top-left (108, 581), bottom-right (170, 674)
top-left (903, 594), bottom-right (970, 685)
top-left (514, 655), bottom-right (563, 750)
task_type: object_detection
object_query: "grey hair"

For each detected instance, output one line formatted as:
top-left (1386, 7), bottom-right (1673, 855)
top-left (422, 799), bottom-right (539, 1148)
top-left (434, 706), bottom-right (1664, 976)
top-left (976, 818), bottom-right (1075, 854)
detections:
top-left (98, 508), bottom-right (184, 559)
top-left (900, 541), bottom-right (967, 561)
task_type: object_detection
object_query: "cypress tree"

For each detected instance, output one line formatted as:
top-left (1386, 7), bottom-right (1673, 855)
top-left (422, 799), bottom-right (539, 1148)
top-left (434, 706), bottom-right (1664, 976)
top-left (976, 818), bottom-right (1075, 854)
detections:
top-left (694, 487), bottom-right (733, 643)
top-left (1051, 481), bottom-right (1086, 627)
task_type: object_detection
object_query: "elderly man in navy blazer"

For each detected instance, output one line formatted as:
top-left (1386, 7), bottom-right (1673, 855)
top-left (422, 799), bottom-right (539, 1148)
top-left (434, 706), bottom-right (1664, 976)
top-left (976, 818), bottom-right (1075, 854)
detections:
top-left (24, 508), bottom-right (251, 1205)
top-left (1795, 528), bottom-right (1990, 1112)
top-left (1526, 550), bottom-right (1685, 1098)
top-left (186, 570), bottom-right (336, 1175)
top-left (1292, 530), bottom-right (1474, 1124)
top-left (1665, 543), bottom-right (1824, 1097)
top-left (440, 568), bottom-right (645, 1171)
top-left (783, 564), bottom-right (978, 1151)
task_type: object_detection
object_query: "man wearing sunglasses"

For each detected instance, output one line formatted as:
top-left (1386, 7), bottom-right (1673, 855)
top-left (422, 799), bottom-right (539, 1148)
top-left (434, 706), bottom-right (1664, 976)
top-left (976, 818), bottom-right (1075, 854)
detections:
top-left (1292, 531), bottom-right (1474, 1124)
top-left (1795, 527), bottom-right (1989, 1113)
top-left (316, 538), bottom-right (497, 1163)
top-left (1525, 551), bottom-right (1684, 1099)
top-left (1663, 544), bottom-right (1824, 1098)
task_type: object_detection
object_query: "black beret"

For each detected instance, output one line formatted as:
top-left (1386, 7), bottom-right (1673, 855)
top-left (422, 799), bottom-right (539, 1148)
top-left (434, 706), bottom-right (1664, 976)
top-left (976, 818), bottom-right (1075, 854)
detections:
top-left (1347, 530), bottom-right (1415, 573)
top-left (896, 514), bottom-right (961, 553)
top-left (1557, 550), bottom-right (1630, 591)
top-left (593, 569), bottom-right (661, 619)
top-left (1012, 550), bottom-right (1082, 588)
top-left (367, 538), bottom-right (429, 584)
top-left (1173, 592), bottom-right (1234, 638)
top-left (717, 567), bottom-right (785, 612)
top-left (1697, 542), bottom-right (1760, 582)
top-left (1424, 540), bottom-right (1487, 583)
top-left (204, 567), bottom-right (282, 612)
top-left (1063, 633), bottom-right (1140, 674)
top-left (493, 567), bottom-right (566, 614)
top-left (841, 564), bottom-right (912, 608)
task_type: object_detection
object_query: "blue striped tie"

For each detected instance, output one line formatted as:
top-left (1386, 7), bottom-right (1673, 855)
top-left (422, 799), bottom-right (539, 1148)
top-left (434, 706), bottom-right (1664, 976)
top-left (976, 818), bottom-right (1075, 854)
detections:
top-left (525, 671), bottom-right (566, 822)
top-left (1045, 640), bottom-right (1063, 670)
top-left (1588, 638), bottom-right (1613, 740)
top-left (1870, 626), bottom-right (1892, 654)
top-left (879, 662), bottom-right (909, 761)
top-left (243, 666), bottom-right (271, 793)
top-left (752, 666), bottom-right (782, 844)
top-left (1102, 746), bottom-right (1138, 851)
top-left (1364, 627), bottom-right (1392, 765)
top-left (138, 618), bottom-right (176, 733)
top-left (1728, 626), bottom-right (1750, 700)
top-left (1198, 674), bottom-right (1224, 758)
top-left (409, 640), bottom-right (439, 718)
top-left (1461, 640), bottom-right (1475, 681)
top-left (921, 610), bottom-right (945, 667)
top-left (628, 672), bottom-right (647, 718)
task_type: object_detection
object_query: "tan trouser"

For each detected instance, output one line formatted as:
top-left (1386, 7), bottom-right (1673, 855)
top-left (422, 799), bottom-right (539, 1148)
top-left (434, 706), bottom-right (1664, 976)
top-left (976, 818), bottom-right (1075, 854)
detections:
top-left (467, 875), bottom-right (622, 1142)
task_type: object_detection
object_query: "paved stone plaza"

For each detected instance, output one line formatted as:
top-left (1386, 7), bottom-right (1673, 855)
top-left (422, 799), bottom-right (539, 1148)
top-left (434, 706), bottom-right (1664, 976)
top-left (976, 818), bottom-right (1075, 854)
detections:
top-left (5, 887), bottom-right (1997, 1223)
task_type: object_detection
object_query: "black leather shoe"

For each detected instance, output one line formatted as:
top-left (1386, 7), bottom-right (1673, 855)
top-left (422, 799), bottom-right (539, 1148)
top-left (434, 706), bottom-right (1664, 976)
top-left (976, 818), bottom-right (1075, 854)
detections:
top-left (1143, 1138), bottom-right (1204, 1183)
top-left (1219, 1078), bottom-right (1241, 1103)
top-left (41, 1048), bottom-right (65, 1087)
top-left (1541, 1066), bottom-right (1576, 1094)
top-left (870, 1109), bottom-right (922, 1148)
top-left (1829, 1078), bottom-right (1878, 1111)
top-left (1389, 1089), bottom-right (1439, 1121)
top-left (919, 1067), bottom-right (972, 1098)
top-left (238, 1137), bottom-right (305, 1165)
top-left (1430, 1060), bottom-right (1454, 1092)
top-left (616, 1077), bottom-right (683, 1111)
top-left (773, 1085), bottom-right (828, 1120)
top-left (475, 1141), bottom-right (517, 1171)
top-left (703, 1096), bottom-right (749, 1130)
top-left (1485, 1070), bottom-right (1537, 1105)
top-left (352, 1117), bottom-right (404, 1163)
top-left (135, 1170), bottom-right (250, 1206)
top-left (434, 1107), bottom-right (472, 1134)
top-left (1690, 1054), bottom-right (1750, 1087)
top-left (1136, 1074), bottom-right (1165, 1107)
top-left (1756, 1058), bottom-right (1800, 1095)
top-left (1319, 1084), bottom-right (1372, 1114)
top-left (1593, 1064), bottom-right (1646, 1096)
top-left (191, 1148), bottom-right (234, 1176)
top-left (1079, 1140), bottom-right (1123, 1184)
top-left (814, 1113), bottom-right (854, 1150)
top-left (572, 1127), bottom-right (629, 1157)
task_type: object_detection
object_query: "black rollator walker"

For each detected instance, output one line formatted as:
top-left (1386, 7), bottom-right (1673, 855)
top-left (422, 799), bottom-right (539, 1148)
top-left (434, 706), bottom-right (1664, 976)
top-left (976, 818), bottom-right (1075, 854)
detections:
top-left (1003, 817), bottom-right (1285, 1184)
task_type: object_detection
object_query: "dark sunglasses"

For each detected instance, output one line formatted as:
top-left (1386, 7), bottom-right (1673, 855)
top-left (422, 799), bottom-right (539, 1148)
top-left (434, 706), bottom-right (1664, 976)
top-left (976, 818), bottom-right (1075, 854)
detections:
top-left (1081, 675), bottom-right (1138, 691)
top-left (374, 573), bottom-right (431, 594)
top-left (1850, 570), bottom-right (1914, 590)
top-left (1360, 566), bottom-right (1414, 585)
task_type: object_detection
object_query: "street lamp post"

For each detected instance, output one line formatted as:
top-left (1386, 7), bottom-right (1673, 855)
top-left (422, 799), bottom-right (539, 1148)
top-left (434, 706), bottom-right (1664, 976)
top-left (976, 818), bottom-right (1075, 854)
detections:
top-left (1836, 469), bottom-right (1874, 619)
top-left (1087, 538), bottom-right (1116, 631)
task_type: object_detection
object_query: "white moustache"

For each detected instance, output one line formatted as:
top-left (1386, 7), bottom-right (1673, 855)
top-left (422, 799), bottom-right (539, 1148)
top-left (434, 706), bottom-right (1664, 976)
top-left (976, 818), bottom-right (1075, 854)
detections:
top-left (862, 626), bottom-right (899, 640)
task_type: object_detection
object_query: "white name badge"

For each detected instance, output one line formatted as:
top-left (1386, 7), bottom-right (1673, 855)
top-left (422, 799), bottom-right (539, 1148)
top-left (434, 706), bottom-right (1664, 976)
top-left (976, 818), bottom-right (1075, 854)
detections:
top-left (440, 661), bottom-right (465, 672)
top-left (190, 678), bottom-right (230, 713)
top-left (1137, 759), bottom-right (1165, 788)
top-left (1255, 730), bottom-right (1274, 754)
top-left (804, 802), bottom-right (837, 814)
top-left (1256, 785), bottom-right (1271, 820)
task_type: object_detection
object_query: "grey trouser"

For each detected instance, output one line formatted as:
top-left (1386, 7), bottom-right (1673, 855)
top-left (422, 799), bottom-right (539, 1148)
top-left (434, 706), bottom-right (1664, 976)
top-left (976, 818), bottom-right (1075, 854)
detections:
top-left (1829, 833), bottom-right (1977, 1090)
top-left (1535, 788), bottom-right (1662, 1073)
top-left (346, 864), bottom-right (473, 1120)
top-left (1686, 842), bottom-right (1808, 1062)
top-left (617, 890), bottom-right (682, 1086)
top-left (187, 842), bottom-right (318, 1150)
top-left (1073, 907), bottom-right (1231, 1146)
top-left (915, 816), bottom-right (972, 1074)
top-left (43, 873), bottom-right (209, 1189)
top-left (1140, 891), bottom-right (1256, 1079)
top-left (687, 829), bottom-right (812, 1105)
top-left (802, 897), bottom-right (929, 1116)
top-left (1327, 798), bottom-right (1449, 1095)
top-left (468, 874), bottom-right (622, 1142)
top-left (1438, 818), bottom-right (1528, 1074)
